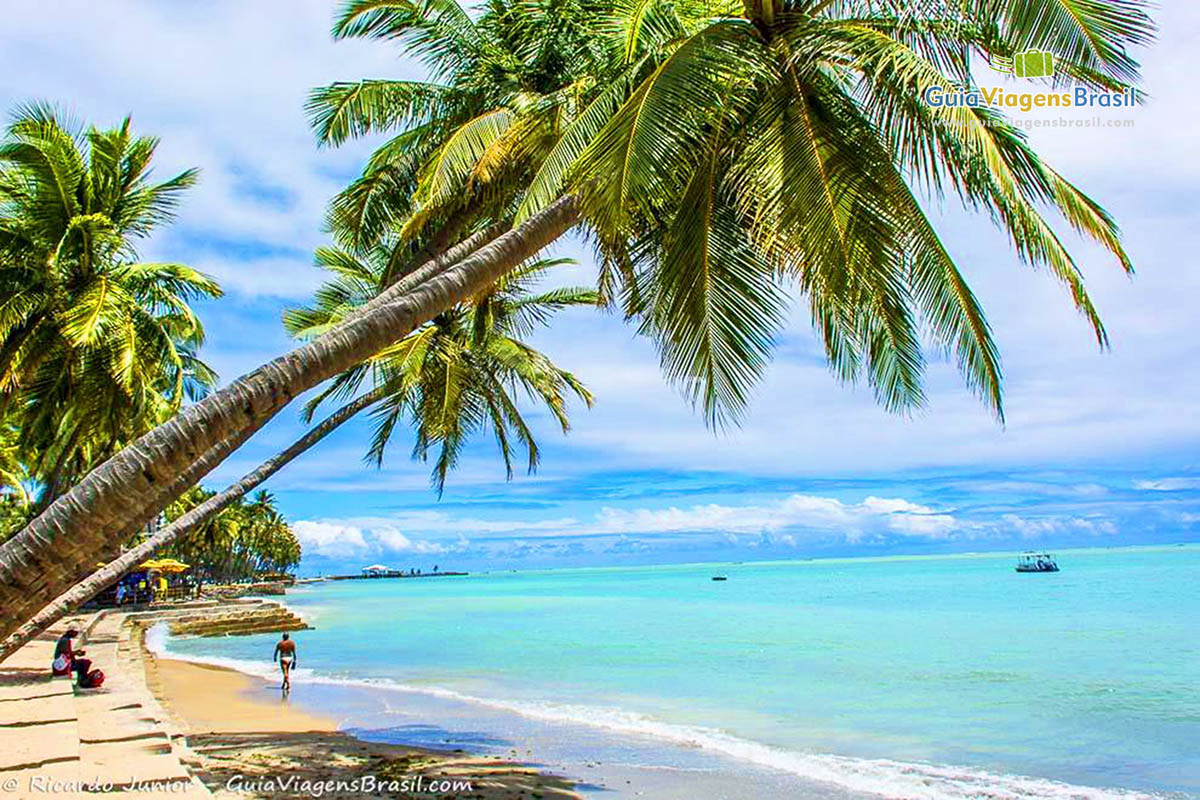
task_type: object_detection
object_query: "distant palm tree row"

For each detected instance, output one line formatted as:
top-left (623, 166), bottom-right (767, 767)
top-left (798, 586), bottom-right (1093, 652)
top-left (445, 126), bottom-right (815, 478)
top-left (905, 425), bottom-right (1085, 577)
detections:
top-left (162, 488), bottom-right (301, 586)
top-left (0, 0), bottom-right (1154, 651)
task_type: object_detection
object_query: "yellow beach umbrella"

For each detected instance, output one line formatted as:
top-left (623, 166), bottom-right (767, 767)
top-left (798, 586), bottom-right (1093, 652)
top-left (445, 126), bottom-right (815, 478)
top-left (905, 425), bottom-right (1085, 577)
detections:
top-left (138, 559), bottom-right (164, 570)
top-left (152, 558), bottom-right (190, 573)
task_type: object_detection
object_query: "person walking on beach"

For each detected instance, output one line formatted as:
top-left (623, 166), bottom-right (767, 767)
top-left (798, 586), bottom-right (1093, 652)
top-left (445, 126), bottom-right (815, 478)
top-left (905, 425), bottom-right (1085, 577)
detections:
top-left (273, 632), bottom-right (297, 690)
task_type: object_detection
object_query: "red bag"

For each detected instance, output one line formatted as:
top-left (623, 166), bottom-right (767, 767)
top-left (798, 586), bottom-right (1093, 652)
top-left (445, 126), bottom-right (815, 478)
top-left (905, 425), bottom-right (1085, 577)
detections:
top-left (80, 668), bottom-right (105, 688)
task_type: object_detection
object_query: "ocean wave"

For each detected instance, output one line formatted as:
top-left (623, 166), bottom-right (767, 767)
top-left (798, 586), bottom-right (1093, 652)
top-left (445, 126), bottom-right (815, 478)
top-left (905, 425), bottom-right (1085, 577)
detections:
top-left (152, 634), bottom-right (1157, 800)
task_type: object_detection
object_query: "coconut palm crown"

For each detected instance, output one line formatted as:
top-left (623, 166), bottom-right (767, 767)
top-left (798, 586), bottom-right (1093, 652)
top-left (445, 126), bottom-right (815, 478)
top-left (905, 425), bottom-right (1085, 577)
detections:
top-left (312, 0), bottom-right (1150, 427)
top-left (285, 245), bottom-right (597, 493)
top-left (0, 104), bottom-right (221, 503)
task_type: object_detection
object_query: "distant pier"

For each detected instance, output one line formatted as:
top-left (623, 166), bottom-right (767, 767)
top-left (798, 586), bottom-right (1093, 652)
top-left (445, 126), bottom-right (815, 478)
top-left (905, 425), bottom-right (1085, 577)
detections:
top-left (326, 570), bottom-right (468, 581)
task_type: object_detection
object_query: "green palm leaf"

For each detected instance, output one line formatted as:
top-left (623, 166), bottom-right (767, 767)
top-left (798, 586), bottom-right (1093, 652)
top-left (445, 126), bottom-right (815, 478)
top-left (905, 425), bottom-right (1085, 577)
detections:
top-left (307, 79), bottom-right (452, 146)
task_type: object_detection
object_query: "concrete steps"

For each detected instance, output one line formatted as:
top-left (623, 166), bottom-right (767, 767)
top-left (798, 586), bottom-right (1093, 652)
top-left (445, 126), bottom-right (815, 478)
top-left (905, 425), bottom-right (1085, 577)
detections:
top-left (3, 598), bottom-right (308, 798)
top-left (0, 625), bottom-right (82, 798)
top-left (0, 613), bottom-right (211, 798)
top-left (74, 616), bottom-right (182, 791)
top-left (146, 600), bottom-right (309, 637)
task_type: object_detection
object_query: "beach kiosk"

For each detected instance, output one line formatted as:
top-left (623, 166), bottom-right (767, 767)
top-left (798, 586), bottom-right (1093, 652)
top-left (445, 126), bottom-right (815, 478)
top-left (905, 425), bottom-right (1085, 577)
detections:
top-left (361, 564), bottom-right (390, 578)
top-left (138, 558), bottom-right (191, 601)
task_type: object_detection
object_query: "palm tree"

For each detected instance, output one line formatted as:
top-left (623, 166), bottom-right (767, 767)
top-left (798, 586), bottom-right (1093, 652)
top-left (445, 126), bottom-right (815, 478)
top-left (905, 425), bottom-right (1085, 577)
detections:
top-left (160, 485), bottom-right (241, 585)
top-left (0, 189), bottom-right (572, 641)
top-left (315, 0), bottom-right (1147, 423)
top-left (285, 245), bottom-right (596, 493)
top-left (0, 386), bottom-right (379, 662)
top-left (162, 488), bottom-right (300, 585)
top-left (0, 421), bottom-right (26, 499)
top-left (0, 0), bottom-right (1152, 642)
top-left (569, 0), bottom-right (1151, 425)
top-left (236, 491), bottom-right (302, 577)
top-left (0, 419), bottom-right (28, 541)
top-left (0, 105), bottom-right (220, 506)
top-left (307, 0), bottom-right (611, 255)
top-left (0, 249), bottom-right (594, 660)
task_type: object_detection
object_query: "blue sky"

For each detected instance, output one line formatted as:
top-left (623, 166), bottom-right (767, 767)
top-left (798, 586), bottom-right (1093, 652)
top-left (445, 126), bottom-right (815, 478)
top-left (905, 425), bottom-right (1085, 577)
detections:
top-left (4, 2), bottom-right (1199, 575)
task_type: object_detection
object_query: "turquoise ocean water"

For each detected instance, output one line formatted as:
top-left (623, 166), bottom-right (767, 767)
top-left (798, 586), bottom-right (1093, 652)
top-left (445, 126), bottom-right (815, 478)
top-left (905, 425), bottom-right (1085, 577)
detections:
top-left (157, 546), bottom-right (1199, 798)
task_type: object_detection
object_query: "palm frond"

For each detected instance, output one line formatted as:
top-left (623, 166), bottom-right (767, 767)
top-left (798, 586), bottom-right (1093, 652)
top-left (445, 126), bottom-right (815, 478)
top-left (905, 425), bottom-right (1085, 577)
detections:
top-left (332, 0), bottom-right (485, 77)
top-left (307, 79), bottom-right (451, 145)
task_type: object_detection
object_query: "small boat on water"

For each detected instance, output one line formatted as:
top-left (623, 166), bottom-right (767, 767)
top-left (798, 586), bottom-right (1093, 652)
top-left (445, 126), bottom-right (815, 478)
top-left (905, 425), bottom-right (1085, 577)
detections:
top-left (711, 576), bottom-right (728, 581)
top-left (1015, 552), bottom-right (1059, 573)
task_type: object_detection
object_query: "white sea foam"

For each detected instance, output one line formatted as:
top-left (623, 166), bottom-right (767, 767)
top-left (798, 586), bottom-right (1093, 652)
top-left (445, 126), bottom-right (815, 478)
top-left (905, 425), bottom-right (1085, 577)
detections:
top-left (153, 631), bottom-right (1156, 800)
top-left (143, 620), bottom-right (170, 656)
top-left (287, 604), bottom-right (320, 625)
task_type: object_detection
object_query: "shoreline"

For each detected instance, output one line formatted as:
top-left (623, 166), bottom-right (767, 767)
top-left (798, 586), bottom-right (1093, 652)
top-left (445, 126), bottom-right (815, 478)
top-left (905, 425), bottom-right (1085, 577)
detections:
top-left (142, 617), bottom-right (824, 800)
top-left (133, 610), bottom-right (584, 799)
top-left (147, 575), bottom-right (1181, 800)
top-left (152, 640), bottom-right (1168, 800)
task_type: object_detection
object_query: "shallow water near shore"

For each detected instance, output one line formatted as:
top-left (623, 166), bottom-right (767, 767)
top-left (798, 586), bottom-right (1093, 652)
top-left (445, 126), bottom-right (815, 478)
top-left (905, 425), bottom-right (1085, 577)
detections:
top-left (156, 546), bottom-right (1200, 798)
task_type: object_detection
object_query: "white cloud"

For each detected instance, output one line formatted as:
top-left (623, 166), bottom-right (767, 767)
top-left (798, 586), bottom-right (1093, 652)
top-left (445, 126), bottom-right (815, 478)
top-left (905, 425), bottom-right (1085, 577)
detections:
top-left (1000, 515), bottom-right (1118, 540)
top-left (296, 492), bottom-right (964, 548)
top-left (374, 527), bottom-right (462, 554)
top-left (1133, 478), bottom-right (1200, 492)
top-left (591, 494), bottom-right (958, 540)
top-left (292, 521), bottom-right (370, 558)
top-left (292, 520), bottom-right (466, 559)
top-left (192, 255), bottom-right (328, 300)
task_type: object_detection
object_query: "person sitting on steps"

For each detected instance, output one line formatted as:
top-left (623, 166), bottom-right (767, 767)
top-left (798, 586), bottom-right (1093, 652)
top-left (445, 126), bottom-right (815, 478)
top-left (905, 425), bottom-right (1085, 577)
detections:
top-left (51, 627), bottom-right (92, 683)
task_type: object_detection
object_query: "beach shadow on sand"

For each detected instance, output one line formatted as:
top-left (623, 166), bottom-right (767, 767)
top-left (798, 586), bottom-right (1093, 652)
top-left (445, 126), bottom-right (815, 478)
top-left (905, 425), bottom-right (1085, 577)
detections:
top-left (347, 722), bottom-right (513, 750)
top-left (187, 729), bottom-right (582, 799)
top-left (0, 669), bottom-right (51, 687)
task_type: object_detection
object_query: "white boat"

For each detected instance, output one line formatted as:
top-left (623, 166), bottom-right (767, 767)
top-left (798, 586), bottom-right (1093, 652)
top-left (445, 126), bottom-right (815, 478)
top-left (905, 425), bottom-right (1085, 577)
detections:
top-left (1015, 552), bottom-right (1059, 573)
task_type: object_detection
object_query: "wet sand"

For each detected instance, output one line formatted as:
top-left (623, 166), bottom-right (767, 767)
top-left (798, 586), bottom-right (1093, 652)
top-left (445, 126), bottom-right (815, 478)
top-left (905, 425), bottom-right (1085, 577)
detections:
top-left (148, 650), bottom-right (581, 798)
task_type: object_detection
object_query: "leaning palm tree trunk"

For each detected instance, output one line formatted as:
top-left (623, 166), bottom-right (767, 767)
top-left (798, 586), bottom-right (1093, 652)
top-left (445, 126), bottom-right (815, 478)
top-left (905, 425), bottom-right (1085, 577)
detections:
top-left (0, 416), bottom-right (260, 645)
top-left (0, 225), bottom-right (501, 633)
top-left (0, 386), bottom-right (387, 663)
top-left (0, 224), bottom-right (502, 637)
top-left (0, 195), bottom-right (580, 642)
top-left (348, 222), bottom-right (507, 325)
top-left (86, 420), bottom-right (259, 566)
top-left (0, 222), bottom-right (506, 636)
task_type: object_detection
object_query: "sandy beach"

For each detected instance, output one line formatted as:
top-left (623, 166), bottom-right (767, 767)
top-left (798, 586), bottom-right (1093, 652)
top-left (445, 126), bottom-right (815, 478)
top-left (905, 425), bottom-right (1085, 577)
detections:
top-left (150, 658), bottom-right (332, 734)
top-left (144, 647), bottom-right (582, 799)
top-left (0, 608), bottom-right (582, 799)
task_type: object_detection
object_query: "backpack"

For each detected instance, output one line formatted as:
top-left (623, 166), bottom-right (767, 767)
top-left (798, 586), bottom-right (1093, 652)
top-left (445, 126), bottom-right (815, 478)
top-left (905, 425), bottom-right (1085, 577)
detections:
top-left (79, 668), bottom-right (105, 688)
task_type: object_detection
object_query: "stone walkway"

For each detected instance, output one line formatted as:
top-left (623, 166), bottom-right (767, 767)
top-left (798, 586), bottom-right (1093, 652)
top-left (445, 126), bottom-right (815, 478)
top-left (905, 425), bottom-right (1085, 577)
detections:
top-left (0, 613), bottom-right (210, 798)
